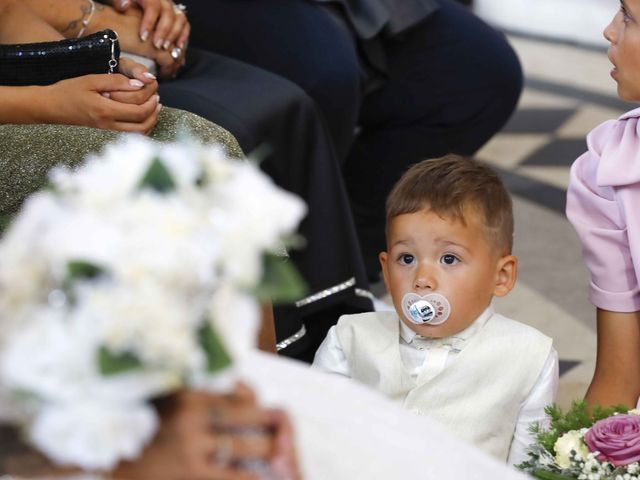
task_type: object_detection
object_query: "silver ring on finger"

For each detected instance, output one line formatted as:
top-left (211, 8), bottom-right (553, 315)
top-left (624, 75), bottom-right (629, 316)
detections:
top-left (214, 434), bottom-right (234, 467)
top-left (174, 2), bottom-right (187, 13)
top-left (170, 46), bottom-right (182, 61)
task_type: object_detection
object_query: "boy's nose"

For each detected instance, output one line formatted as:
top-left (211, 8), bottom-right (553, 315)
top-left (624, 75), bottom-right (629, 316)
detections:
top-left (414, 265), bottom-right (436, 291)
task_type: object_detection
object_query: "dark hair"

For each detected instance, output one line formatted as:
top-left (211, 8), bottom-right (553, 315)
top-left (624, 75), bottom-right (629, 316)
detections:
top-left (385, 155), bottom-right (514, 254)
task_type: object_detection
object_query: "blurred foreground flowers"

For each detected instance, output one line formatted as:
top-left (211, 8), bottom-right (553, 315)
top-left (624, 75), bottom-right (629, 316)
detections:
top-left (0, 137), bottom-right (306, 470)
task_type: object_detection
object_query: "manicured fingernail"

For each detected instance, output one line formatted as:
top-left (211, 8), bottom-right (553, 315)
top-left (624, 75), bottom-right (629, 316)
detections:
top-left (143, 72), bottom-right (156, 80)
top-left (153, 94), bottom-right (160, 103)
top-left (129, 79), bottom-right (144, 88)
top-left (154, 38), bottom-right (163, 49)
top-left (120, 0), bottom-right (130, 7)
top-left (156, 103), bottom-right (163, 112)
top-left (101, 92), bottom-right (111, 98)
top-left (178, 40), bottom-right (185, 49)
top-left (163, 40), bottom-right (171, 50)
top-left (140, 30), bottom-right (149, 42)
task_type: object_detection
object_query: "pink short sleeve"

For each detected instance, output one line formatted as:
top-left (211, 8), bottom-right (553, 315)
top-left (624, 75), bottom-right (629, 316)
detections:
top-left (566, 118), bottom-right (640, 312)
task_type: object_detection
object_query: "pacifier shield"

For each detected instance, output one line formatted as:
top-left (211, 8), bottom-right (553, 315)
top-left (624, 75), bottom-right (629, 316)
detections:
top-left (401, 292), bottom-right (451, 325)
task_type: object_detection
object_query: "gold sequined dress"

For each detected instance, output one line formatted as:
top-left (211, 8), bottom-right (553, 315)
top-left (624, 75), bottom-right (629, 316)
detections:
top-left (0, 107), bottom-right (243, 215)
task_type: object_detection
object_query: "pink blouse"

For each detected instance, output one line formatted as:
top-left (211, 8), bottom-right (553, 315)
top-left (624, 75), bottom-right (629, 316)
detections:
top-left (567, 107), bottom-right (640, 312)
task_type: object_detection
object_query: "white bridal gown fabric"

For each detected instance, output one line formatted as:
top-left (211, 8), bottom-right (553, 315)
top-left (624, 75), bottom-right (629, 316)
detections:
top-left (238, 350), bottom-right (528, 480)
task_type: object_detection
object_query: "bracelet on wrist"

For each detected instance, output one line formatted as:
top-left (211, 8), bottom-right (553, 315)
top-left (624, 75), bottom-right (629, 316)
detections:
top-left (77, 0), bottom-right (96, 38)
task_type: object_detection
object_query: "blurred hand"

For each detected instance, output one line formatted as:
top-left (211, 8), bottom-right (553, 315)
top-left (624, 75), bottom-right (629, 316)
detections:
top-left (113, 384), bottom-right (302, 480)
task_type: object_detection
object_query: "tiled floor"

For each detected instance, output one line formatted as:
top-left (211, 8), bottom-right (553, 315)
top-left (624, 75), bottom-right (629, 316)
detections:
top-left (375, 34), bottom-right (634, 409)
top-left (479, 35), bottom-right (631, 408)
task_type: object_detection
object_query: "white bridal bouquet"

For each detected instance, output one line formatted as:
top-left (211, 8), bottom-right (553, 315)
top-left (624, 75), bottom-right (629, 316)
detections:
top-left (0, 137), bottom-right (306, 470)
top-left (519, 402), bottom-right (640, 480)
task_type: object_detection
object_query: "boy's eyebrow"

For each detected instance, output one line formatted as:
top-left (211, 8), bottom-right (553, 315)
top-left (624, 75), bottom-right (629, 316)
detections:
top-left (389, 238), bottom-right (471, 253)
top-left (622, 0), bottom-right (635, 15)
top-left (389, 239), bottom-right (414, 248)
top-left (437, 239), bottom-right (471, 253)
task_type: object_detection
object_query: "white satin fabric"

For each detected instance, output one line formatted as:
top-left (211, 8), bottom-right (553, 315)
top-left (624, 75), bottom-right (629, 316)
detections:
top-left (238, 350), bottom-right (529, 480)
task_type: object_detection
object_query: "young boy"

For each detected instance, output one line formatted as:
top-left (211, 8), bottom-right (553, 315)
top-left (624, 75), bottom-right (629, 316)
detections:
top-left (312, 155), bottom-right (558, 465)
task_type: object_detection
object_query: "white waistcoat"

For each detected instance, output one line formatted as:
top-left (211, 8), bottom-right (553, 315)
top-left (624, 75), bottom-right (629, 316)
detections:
top-left (336, 311), bottom-right (553, 460)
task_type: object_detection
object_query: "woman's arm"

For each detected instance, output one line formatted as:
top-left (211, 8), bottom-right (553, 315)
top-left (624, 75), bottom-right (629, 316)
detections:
top-left (0, 76), bottom-right (160, 134)
top-left (0, 0), bottom-right (161, 132)
top-left (20, 0), bottom-right (186, 79)
top-left (585, 308), bottom-right (640, 408)
top-left (0, 0), bottom-right (62, 43)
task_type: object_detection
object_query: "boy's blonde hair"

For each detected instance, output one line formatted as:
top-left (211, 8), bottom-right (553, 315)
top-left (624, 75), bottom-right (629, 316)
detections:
top-left (385, 155), bottom-right (514, 255)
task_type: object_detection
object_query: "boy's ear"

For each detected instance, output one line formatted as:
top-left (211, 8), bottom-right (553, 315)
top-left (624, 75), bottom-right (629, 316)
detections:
top-left (379, 251), bottom-right (390, 292)
top-left (493, 254), bottom-right (517, 297)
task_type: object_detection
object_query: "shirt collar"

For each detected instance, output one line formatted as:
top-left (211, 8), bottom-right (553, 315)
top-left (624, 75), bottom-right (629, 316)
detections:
top-left (399, 305), bottom-right (494, 350)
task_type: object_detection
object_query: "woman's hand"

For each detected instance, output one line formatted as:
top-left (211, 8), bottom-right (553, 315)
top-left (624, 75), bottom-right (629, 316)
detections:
top-left (112, 56), bottom-right (159, 104)
top-left (113, 384), bottom-right (302, 480)
top-left (105, 0), bottom-right (190, 50)
top-left (100, 5), bottom-right (187, 80)
top-left (41, 73), bottom-right (161, 134)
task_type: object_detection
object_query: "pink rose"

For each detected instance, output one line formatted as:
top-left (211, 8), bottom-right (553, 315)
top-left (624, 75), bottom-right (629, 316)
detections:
top-left (584, 414), bottom-right (640, 467)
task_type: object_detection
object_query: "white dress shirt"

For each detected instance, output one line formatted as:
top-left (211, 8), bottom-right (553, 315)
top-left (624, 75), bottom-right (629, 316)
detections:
top-left (312, 307), bottom-right (559, 466)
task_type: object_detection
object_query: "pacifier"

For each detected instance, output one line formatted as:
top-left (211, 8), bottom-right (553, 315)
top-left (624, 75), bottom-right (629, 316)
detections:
top-left (401, 292), bottom-right (451, 325)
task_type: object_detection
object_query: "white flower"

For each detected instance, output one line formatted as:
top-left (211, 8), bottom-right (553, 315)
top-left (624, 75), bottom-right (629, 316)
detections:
top-left (77, 282), bottom-right (206, 374)
top-left (206, 160), bottom-right (306, 286)
top-left (555, 430), bottom-right (590, 468)
top-left (30, 399), bottom-right (157, 471)
top-left (0, 308), bottom-right (100, 404)
top-left (0, 194), bottom-right (62, 329)
top-left (50, 137), bottom-right (155, 209)
top-left (207, 281), bottom-right (261, 358)
top-left (109, 193), bottom-right (219, 290)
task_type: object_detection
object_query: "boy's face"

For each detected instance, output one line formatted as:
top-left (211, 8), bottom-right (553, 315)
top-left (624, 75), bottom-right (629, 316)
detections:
top-left (604, 0), bottom-right (640, 101)
top-left (379, 207), bottom-right (517, 338)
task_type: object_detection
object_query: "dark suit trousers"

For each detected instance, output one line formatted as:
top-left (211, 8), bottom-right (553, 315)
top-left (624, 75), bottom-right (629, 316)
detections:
top-left (160, 50), bottom-right (372, 361)
top-left (185, 0), bottom-right (523, 278)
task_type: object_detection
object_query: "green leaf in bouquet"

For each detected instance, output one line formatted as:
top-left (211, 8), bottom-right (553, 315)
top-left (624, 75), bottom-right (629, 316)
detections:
top-left (253, 252), bottom-right (308, 305)
top-left (67, 260), bottom-right (104, 281)
top-left (138, 157), bottom-right (176, 193)
top-left (98, 346), bottom-right (143, 375)
top-left (533, 400), bottom-right (630, 453)
top-left (532, 470), bottom-right (576, 480)
top-left (199, 321), bottom-right (232, 373)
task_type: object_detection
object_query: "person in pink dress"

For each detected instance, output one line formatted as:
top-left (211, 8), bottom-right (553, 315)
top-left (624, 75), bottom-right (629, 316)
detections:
top-left (566, 0), bottom-right (640, 409)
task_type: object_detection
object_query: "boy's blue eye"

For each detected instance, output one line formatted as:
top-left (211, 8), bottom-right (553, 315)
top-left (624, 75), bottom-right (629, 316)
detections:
top-left (440, 254), bottom-right (459, 265)
top-left (399, 254), bottom-right (415, 265)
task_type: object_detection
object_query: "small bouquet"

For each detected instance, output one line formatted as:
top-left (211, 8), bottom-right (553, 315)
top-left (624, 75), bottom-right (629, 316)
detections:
top-left (518, 401), bottom-right (640, 480)
top-left (0, 136), bottom-right (306, 471)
